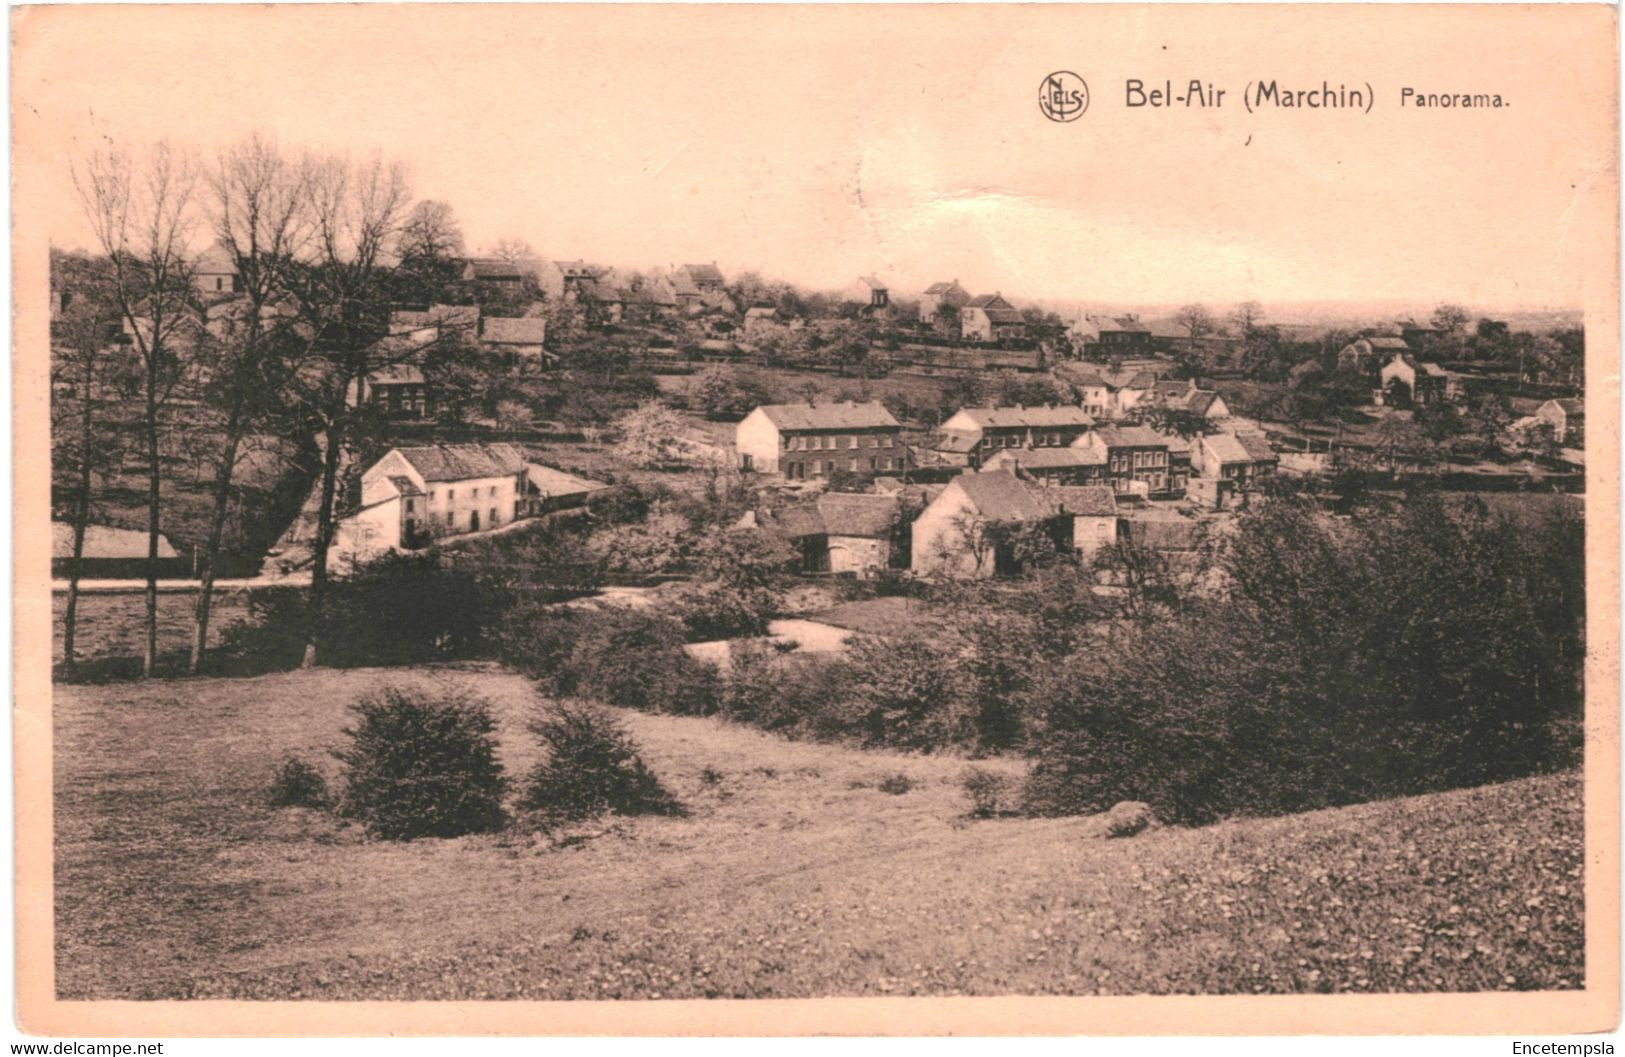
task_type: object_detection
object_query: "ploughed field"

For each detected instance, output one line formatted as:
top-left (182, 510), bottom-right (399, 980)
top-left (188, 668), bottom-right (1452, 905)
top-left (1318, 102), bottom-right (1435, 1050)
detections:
top-left (54, 664), bottom-right (1584, 999)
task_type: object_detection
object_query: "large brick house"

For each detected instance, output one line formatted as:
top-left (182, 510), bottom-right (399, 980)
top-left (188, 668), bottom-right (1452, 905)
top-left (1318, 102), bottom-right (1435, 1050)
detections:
top-left (935, 405), bottom-right (1095, 468)
top-left (735, 401), bottom-right (906, 479)
top-left (1073, 425), bottom-right (1180, 497)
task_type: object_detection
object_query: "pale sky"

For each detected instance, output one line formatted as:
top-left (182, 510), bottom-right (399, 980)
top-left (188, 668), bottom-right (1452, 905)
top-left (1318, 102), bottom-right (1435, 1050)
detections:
top-left (14, 4), bottom-right (1615, 312)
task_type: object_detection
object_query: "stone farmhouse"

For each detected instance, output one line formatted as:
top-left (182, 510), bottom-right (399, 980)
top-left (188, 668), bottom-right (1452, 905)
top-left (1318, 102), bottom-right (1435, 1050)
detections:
top-left (911, 470), bottom-right (1121, 578)
top-left (960, 294), bottom-right (1027, 343)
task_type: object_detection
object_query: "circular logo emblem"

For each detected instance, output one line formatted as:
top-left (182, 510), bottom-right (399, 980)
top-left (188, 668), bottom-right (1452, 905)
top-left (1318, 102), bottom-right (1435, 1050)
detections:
top-left (1039, 71), bottom-right (1089, 122)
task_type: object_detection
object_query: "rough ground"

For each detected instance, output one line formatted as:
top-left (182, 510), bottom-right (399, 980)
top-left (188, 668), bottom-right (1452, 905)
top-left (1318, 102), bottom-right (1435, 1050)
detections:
top-left (54, 664), bottom-right (1584, 1000)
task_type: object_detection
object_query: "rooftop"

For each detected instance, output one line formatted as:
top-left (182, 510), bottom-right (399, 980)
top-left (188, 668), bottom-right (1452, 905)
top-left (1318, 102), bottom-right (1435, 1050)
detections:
top-left (390, 443), bottom-right (530, 483)
top-left (949, 405), bottom-right (1095, 430)
top-left (755, 401), bottom-right (900, 432)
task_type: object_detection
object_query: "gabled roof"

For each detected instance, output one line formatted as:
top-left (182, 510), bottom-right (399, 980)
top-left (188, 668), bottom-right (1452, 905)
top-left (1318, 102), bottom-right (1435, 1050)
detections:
top-left (481, 316), bottom-right (547, 345)
top-left (744, 306), bottom-right (778, 320)
top-left (755, 401), bottom-right (900, 431)
top-left (1125, 517), bottom-right (1202, 551)
top-left (964, 294), bottom-right (1022, 324)
top-left (366, 362), bottom-right (426, 385)
top-left (464, 257), bottom-right (528, 279)
top-left (932, 430), bottom-right (982, 454)
top-left (391, 443), bottom-right (529, 482)
top-left (983, 447), bottom-right (1106, 471)
top-left (955, 470), bottom-right (1054, 522)
top-left (1201, 433), bottom-right (1253, 464)
top-left (1093, 425), bottom-right (1169, 449)
top-left (53, 522), bottom-right (179, 560)
top-left (1044, 484), bottom-right (1118, 517)
top-left (525, 464), bottom-right (608, 497)
top-left (923, 280), bottom-right (968, 296)
top-left (575, 278), bottom-right (625, 303)
top-left (1236, 433), bottom-right (1277, 461)
top-left (856, 275), bottom-right (888, 291)
top-left (1545, 398), bottom-right (1584, 415)
top-left (1184, 390), bottom-right (1222, 416)
top-left (1367, 336), bottom-right (1412, 350)
top-left (387, 475), bottom-right (424, 498)
top-left (195, 244), bottom-right (236, 274)
top-left (681, 263), bottom-right (726, 285)
top-left (817, 493), bottom-right (900, 538)
top-left (951, 405), bottom-right (1094, 430)
top-left (1153, 378), bottom-right (1196, 398)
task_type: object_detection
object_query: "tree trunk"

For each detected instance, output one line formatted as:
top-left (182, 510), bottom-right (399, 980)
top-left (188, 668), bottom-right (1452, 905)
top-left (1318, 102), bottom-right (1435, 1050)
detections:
top-left (188, 393), bottom-right (245, 675)
top-left (301, 421), bottom-right (345, 668)
top-left (143, 384), bottom-right (161, 678)
top-left (62, 385), bottom-right (95, 672)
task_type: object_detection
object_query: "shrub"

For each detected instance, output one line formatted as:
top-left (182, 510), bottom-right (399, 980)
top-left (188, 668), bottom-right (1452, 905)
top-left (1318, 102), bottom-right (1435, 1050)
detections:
top-left (844, 635), bottom-right (972, 751)
top-left (332, 688), bottom-right (509, 840)
top-left (565, 609), bottom-right (722, 715)
top-left (520, 704), bottom-right (682, 824)
top-left (268, 756), bottom-right (329, 809)
top-left (669, 580), bottom-right (780, 641)
top-left (960, 766), bottom-right (1011, 819)
top-left (877, 773), bottom-right (914, 795)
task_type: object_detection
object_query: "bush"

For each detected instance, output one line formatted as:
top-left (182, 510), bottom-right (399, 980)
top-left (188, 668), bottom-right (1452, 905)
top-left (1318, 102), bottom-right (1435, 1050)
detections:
top-left (1022, 495), bottom-right (1584, 825)
top-left (220, 555), bottom-right (496, 671)
top-left (564, 609), bottom-right (722, 715)
top-left (268, 756), bottom-right (329, 809)
top-left (877, 773), bottom-right (914, 795)
top-left (520, 705), bottom-right (682, 824)
top-left (960, 766), bottom-right (1011, 819)
top-left (332, 688), bottom-right (509, 840)
top-left (670, 580), bottom-right (779, 641)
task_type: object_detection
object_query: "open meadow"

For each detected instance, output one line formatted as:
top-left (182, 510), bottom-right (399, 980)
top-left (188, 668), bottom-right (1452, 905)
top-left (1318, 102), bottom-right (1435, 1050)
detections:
top-left (55, 663), bottom-right (1584, 1000)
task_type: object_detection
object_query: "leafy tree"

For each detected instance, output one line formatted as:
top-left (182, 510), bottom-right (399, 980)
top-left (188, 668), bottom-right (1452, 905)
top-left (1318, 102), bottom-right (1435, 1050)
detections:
top-left (613, 400), bottom-right (689, 468)
top-left (1174, 303), bottom-right (1215, 341)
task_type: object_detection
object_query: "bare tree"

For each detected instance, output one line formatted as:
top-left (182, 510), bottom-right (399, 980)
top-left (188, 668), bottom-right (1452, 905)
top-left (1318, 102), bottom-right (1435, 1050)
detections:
top-left (188, 134), bottom-right (311, 673)
top-left (50, 250), bottom-right (129, 672)
top-left (73, 141), bottom-right (201, 677)
top-left (492, 237), bottom-right (537, 263)
top-left (1173, 303), bottom-right (1215, 341)
top-left (282, 153), bottom-right (414, 666)
top-left (1229, 300), bottom-right (1265, 336)
top-left (396, 199), bottom-right (465, 264)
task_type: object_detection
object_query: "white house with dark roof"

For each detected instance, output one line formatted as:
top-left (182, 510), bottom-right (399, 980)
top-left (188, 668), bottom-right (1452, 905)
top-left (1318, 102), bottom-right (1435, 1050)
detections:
top-left (843, 276), bottom-right (890, 313)
top-left (1194, 432), bottom-right (1279, 486)
top-left (332, 443), bottom-right (533, 562)
top-left (735, 401), bottom-right (905, 478)
top-left (919, 280), bottom-right (971, 329)
top-left (193, 243), bottom-right (239, 297)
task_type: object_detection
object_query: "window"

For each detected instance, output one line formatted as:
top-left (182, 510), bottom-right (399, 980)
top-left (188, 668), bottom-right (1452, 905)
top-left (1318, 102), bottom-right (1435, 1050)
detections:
top-left (448, 488), bottom-right (455, 501)
top-left (783, 434), bottom-right (792, 449)
top-left (870, 457), bottom-right (877, 470)
top-left (849, 458), bottom-right (859, 472)
top-left (406, 499), bottom-right (415, 513)
top-left (429, 490), bottom-right (437, 501)
top-left (490, 507), bottom-right (498, 525)
top-left (882, 436), bottom-right (893, 448)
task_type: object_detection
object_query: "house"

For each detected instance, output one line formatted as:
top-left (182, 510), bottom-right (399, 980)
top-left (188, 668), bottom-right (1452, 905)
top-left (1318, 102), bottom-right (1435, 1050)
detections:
top-left (960, 294), bottom-right (1027, 343)
top-left (1095, 319), bottom-right (1155, 353)
top-left (624, 279), bottom-right (680, 323)
top-left (536, 260), bottom-right (601, 302)
top-left (1073, 425), bottom-right (1178, 497)
top-left (574, 278), bottom-right (626, 326)
top-left (1536, 398), bottom-right (1585, 446)
top-left (742, 306), bottom-right (781, 340)
top-left (193, 244), bottom-right (239, 297)
top-left (1143, 377), bottom-right (1232, 420)
top-left (52, 522), bottom-right (187, 579)
top-left (676, 263), bottom-right (727, 294)
top-left (347, 362), bottom-right (431, 419)
top-left (919, 280), bottom-right (971, 331)
top-left (911, 470), bottom-right (1061, 578)
top-left (1337, 335), bottom-right (1411, 372)
top-left (1044, 483), bottom-right (1120, 559)
top-left (338, 443), bottom-right (537, 559)
top-left (462, 257), bottom-right (536, 288)
top-left (774, 492), bottom-right (902, 576)
top-left (1194, 432), bottom-right (1278, 488)
top-left (1379, 352), bottom-right (1451, 406)
top-left (843, 276), bottom-right (890, 314)
top-left (1056, 365), bottom-right (1116, 419)
top-left (521, 463), bottom-right (609, 515)
top-left (736, 401), bottom-right (905, 479)
top-left (980, 445), bottom-right (1109, 486)
top-left (480, 316), bottom-right (550, 365)
top-left (936, 405), bottom-right (1095, 467)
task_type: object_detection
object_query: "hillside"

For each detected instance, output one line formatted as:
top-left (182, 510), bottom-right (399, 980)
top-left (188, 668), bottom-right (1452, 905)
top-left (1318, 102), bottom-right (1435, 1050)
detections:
top-left (55, 664), bottom-right (1583, 1000)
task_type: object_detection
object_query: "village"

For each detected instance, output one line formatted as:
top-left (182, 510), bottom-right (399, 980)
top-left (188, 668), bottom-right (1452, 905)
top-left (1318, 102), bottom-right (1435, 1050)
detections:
top-left (53, 242), bottom-right (1586, 608)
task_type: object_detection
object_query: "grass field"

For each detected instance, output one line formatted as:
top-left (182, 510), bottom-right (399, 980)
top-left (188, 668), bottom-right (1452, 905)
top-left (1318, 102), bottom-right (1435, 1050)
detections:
top-left (55, 665), bottom-right (1584, 1000)
top-left (52, 590), bottom-right (254, 665)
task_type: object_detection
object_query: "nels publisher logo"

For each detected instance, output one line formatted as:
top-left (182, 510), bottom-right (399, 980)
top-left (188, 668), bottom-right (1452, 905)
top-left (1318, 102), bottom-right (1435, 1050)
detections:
top-left (1039, 71), bottom-right (1089, 122)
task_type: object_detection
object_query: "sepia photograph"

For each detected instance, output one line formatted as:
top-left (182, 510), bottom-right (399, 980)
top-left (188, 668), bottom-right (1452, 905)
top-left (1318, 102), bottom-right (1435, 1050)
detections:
top-left (9, 1), bottom-right (1619, 1037)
